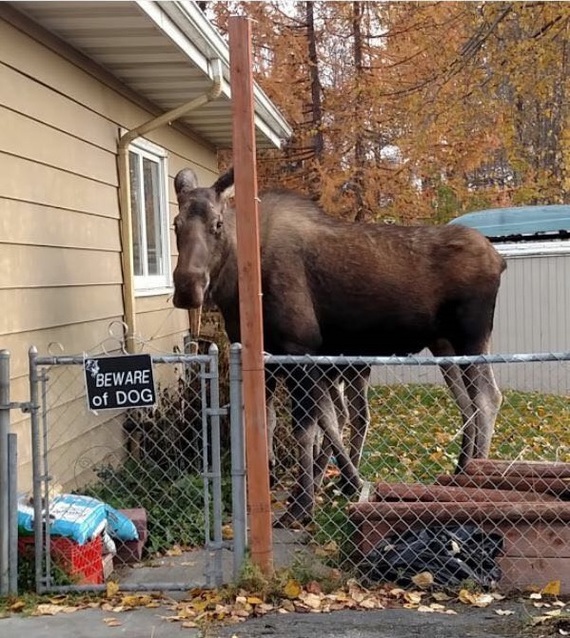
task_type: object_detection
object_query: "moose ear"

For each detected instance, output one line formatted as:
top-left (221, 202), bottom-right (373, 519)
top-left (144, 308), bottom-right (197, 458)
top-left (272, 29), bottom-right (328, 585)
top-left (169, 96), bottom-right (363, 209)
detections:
top-left (213, 167), bottom-right (235, 201)
top-left (174, 168), bottom-right (198, 202)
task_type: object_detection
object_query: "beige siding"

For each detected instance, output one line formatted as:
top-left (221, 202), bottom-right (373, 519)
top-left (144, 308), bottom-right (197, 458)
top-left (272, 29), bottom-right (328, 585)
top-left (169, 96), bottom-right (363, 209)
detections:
top-left (491, 253), bottom-right (570, 394)
top-left (493, 254), bottom-right (570, 354)
top-left (0, 12), bottom-right (219, 490)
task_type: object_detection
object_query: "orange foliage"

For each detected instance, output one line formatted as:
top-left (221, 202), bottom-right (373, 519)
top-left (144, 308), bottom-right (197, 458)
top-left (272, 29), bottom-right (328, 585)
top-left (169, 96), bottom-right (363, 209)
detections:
top-left (209, 1), bottom-right (570, 222)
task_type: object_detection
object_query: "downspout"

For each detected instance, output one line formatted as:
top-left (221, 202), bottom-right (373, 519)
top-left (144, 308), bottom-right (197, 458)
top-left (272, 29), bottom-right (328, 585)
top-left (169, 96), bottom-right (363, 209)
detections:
top-left (118, 58), bottom-right (223, 353)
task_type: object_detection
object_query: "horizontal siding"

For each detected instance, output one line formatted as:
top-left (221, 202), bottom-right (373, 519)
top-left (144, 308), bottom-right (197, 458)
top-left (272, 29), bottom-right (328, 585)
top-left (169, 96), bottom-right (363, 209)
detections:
top-left (0, 105), bottom-right (118, 185)
top-left (0, 12), bottom-right (223, 487)
top-left (0, 244), bottom-right (122, 289)
top-left (17, 410), bottom-right (127, 493)
top-left (371, 252), bottom-right (570, 395)
top-left (493, 254), bottom-right (570, 354)
top-left (136, 307), bottom-right (188, 350)
top-left (0, 154), bottom-right (119, 216)
top-left (0, 199), bottom-right (121, 250)
top-left (0, 18), bottom-right (218, 172)
top-left (1, 285), bottom-right (123, 335)
top-left (0, 318), bottom-right (125, 380)
top-left (0, 61), bottom-right (118, 152)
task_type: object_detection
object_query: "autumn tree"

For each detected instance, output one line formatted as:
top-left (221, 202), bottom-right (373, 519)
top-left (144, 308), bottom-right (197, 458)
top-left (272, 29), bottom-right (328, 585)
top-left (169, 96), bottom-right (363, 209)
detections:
top-left (208, 1), bottom-right (570, 222)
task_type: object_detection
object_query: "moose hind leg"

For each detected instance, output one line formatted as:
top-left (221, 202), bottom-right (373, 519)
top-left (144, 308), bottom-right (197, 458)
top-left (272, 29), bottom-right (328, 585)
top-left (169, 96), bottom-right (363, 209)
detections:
top-left (471, 361), bottom-right (502, 458)
top-left (277, 369), bottom-right (319, 527)
top-left (313, 371), bottom-right (347, 490)
top-left (432, 340), bottom-right (476, 469)
top-left (313, 375), bottom-right (362, 498)
top-left (440, 361), bottom-right (476, 469)
top-left (345, 365), bottom-right (371, 469)
top-left (459, 360), bottom-right (502, 468)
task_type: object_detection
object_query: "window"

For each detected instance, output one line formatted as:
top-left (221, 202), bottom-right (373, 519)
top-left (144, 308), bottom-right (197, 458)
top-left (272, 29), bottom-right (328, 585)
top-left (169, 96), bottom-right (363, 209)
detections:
top-left (128, 138), bottom-right (171, 294)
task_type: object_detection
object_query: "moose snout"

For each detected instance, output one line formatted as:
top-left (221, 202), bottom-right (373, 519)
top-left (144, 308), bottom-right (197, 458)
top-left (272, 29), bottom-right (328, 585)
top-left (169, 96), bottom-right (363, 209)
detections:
top-left (172, 268), bottom-right (209, 309)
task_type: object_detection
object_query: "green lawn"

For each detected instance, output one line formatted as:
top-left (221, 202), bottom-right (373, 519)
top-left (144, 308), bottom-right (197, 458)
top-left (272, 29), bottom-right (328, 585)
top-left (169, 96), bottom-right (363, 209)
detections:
top-left (362, 384), bottom-right (570, 483)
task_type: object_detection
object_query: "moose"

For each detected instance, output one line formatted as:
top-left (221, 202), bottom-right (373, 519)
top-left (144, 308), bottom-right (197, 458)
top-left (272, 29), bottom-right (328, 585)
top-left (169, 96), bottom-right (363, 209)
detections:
top-left (172, 166), bottom-right (506, 525)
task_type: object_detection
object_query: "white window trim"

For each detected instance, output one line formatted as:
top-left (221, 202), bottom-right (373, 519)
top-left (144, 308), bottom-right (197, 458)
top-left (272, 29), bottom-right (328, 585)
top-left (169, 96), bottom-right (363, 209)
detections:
top-left (127, 135), bottom-right (173, 296)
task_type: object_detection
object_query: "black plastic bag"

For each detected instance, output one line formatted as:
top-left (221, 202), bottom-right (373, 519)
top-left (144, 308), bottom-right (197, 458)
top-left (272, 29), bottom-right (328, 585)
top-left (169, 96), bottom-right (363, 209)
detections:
top-left (362, 523), bottom-right (504, 588)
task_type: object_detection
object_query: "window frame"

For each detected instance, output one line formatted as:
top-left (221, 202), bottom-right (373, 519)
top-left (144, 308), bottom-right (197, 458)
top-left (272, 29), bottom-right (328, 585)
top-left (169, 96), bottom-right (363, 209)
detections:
top-left (128, 136), bottom-right (172, 296)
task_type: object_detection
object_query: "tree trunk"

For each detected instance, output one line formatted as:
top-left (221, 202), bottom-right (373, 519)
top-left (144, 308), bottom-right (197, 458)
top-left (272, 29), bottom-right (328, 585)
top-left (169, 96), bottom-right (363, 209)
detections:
top-left (306, 1), bottom-right (324, 160)
top-left (352, 1), bottom-right (366, 221)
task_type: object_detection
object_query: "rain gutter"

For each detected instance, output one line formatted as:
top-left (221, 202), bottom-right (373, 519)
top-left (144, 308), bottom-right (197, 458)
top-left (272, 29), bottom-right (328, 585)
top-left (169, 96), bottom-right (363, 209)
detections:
top-left (117, 58), bottom-right (223, 352)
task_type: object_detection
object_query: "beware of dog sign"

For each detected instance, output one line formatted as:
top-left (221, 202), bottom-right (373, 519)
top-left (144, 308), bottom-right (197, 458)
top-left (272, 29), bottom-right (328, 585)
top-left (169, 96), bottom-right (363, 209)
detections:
top-left (84, 354), bottom-right (156, 411)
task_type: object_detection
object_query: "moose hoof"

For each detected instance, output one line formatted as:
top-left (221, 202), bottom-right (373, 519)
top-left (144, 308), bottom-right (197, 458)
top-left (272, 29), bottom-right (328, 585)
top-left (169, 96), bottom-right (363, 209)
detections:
top-left (337, 474), bottom-right (363, 499)
top-left (274, 503), bottom-right (313, 529)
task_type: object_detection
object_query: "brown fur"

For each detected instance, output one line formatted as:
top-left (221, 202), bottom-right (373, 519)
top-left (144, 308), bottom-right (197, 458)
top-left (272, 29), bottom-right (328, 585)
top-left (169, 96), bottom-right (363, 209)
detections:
top-left (172, 167), bottom-right (506, 524)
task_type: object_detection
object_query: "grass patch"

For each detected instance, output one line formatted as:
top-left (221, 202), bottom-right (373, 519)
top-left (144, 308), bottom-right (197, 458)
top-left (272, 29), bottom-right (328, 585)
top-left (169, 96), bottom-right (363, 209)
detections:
top-left (362, 384), bottom-right (570, 483)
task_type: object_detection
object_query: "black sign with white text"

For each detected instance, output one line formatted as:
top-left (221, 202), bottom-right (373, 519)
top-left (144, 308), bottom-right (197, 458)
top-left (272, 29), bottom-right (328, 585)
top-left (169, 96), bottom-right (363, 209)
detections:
top-left (84, 354), bottom-right (156, 411)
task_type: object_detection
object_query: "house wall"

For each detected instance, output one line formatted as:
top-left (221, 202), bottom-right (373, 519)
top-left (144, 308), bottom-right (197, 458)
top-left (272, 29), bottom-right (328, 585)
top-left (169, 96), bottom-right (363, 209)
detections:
top-left (0, 11), bottom-right (219, 491)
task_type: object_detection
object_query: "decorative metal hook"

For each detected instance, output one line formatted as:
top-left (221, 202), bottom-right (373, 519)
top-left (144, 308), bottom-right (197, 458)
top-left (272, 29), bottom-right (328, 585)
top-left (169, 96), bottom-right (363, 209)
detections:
top-left (107, 321), bottom-right (129, 355)
top-left (47, 341), bottom-right (65, 356)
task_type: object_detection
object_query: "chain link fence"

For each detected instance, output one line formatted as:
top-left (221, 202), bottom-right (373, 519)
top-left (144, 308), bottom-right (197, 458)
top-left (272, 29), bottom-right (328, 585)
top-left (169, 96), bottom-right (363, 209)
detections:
top-left (19, 345), bottom-right (245, 594)
top-left (12, 343), bottom-right (570, 595)
top-left (265, 352), bottom-right (570, 594)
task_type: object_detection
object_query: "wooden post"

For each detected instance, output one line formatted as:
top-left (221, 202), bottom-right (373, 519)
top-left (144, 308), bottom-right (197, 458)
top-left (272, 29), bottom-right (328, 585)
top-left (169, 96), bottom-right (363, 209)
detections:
top-left (228, 16), bottom-right (273, 574)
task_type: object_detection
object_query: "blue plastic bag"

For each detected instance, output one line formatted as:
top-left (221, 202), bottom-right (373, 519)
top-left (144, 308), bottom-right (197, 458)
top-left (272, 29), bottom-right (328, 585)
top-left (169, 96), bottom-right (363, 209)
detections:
top-left (105, 505), bottom-right (139, 542)
top-left (18, 494), bottom-right (107, 545)
top-left (18, 494), bottom-right (138, 544)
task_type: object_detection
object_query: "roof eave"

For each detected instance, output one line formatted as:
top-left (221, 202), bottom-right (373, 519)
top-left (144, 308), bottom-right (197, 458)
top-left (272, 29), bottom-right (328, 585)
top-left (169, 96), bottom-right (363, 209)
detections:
top-left (139, 0), bottom-right (292, 149)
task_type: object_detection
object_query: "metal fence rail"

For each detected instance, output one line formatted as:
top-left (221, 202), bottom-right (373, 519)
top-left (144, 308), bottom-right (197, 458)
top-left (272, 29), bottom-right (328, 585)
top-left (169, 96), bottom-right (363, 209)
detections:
top-left (264, 351), bottom-right (570, 593)
top-left (20, 345), bottom-right (246, 594)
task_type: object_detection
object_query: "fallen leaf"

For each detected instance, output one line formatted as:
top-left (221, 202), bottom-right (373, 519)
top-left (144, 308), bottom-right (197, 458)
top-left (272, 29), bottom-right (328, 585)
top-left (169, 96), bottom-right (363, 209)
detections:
top-left (359, 597), bottom-right (382, 610)
top-left (283, 579), bottom-right (302, 599)
top-left (32, 604), bottom-right (79, 616)
top-left (417, 605), bottom-right (435, 613)
top-left (432, 592), bottom-right (452, 602)
top-left (181, 621), bottom-right (198, 628)
top-left (306, 581), bottom-right (322, 595)
top-left (103, 618), bottom-right (122, 627)
top-left (246, 596), bottom-right (264, 605)
top-left (166, 545), bottom-right (183, 557)
top-left (299, 592), bottom-right (322, 610)
top-left (120, 595), bottom-right (153, 608)
top-left (529, 592), bottom-right (542, 600)
top-left (412, 572), bottom-right (434, 588)
top-left (404, 591), bottom-right (423, 605)
top-left (106, 581), bottom-right (120, 598)
top-left (541, 580), bottom-right (561, 597)
top-left (258, 603), bottom-right (275, 614)
top-left (458, 590), bottom-right (494, 608)
top-left (546, 609), bottom-right (562, 617)
top-left (429, 603), bottom-right (446, 611)
top-left (222, 524), bottom-right (234, 540)
top-left (9, 601), bottom-right (26, 613)
top-left (495, 609), bottom-right (515, 616)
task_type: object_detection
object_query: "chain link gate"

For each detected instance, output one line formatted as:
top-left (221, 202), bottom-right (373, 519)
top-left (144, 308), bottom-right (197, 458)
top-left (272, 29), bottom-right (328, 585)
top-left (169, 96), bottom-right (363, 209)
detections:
top-left (23, 344), bottom-right (246, 594)
top-left (265, 352), bottom-right (570, 594)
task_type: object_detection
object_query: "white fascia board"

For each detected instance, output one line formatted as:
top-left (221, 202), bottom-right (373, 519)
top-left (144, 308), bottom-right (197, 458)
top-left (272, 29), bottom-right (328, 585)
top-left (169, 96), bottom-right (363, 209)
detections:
top-left (135, 0), bottom-right (215, 79)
